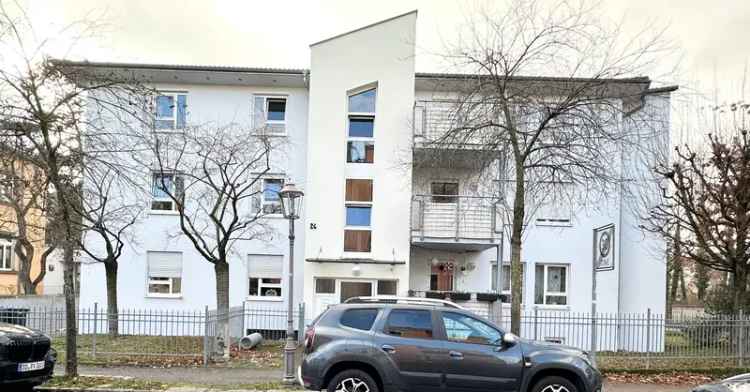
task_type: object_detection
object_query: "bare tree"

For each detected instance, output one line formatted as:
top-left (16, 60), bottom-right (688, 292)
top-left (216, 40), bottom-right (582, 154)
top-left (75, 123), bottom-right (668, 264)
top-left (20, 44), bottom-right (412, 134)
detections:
top-left (133, 122), bottom-right (278, 358)
top-left (72, 164), bottom-right (143, 337)
top-left (649, 130), bottom-right (750, 314)
top-left (0, 3), bottom-right (152, 375)
top-left (0, 141), bottom-right (58, 294)
top-left (423, 0), bottom-right (672, 333)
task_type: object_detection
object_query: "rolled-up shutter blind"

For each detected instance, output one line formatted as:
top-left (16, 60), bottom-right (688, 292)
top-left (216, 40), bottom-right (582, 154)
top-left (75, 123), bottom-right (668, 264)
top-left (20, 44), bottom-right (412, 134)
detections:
top-left (148, 252), bottom-right (182, 278)
top-left (248, 255), bottom-right (282, 278)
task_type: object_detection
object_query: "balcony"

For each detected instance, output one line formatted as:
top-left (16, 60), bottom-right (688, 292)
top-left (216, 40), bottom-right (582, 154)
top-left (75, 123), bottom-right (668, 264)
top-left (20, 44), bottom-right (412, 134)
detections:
top-left (413, 100), bottom-right (500, 168)
top-left (411, 194), bottom-right (502, 251)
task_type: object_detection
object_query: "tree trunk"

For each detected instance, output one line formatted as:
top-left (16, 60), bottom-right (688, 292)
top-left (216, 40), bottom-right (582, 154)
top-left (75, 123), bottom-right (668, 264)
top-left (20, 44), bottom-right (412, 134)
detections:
top-left (214, 260), bottom-right (230, 359)
top-left (668, 256), bottom-right (681, 317)
top-left (104, 261), bottom-right (119, 337)
top-left (733, 265), bottom-right (748, 314)
top-left (15, 241), bottom-right (35, 295)
top-left (62, 241), bottom-right (78, 377)
top-left (510, 164), bottom-right (525, 335)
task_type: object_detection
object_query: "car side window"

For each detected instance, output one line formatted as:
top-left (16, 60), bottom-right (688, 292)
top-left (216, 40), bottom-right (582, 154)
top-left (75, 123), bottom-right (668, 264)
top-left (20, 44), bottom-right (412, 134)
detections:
top-left (340, 308), bottom-right (379, 331)
top-left (386, 309), bottom-right (433, 339)
top-left (441, 312), bottom-right (502, 345)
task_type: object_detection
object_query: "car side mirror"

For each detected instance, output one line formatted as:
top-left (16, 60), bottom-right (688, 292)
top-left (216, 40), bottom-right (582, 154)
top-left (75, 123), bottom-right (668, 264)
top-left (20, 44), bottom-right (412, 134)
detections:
top-left (502, 333), bottom-right (519, 346)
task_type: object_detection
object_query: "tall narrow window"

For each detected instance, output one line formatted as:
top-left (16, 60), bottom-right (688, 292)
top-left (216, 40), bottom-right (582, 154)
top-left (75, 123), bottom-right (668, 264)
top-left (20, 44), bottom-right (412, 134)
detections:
top-left (155, 93), bottom-right (187, 130)
top-left (0, 240), bottom-right (13, 271)
top-left (344, 179), bottom-right (372, 252)
top-left (261, 178), bottom-right (284, 215)
top-left (253, 95), bottom-right (287, 135)
top-left (492, 263), bottom-right (525, 303)
top-left (347, 88), bottom-right (376, 163)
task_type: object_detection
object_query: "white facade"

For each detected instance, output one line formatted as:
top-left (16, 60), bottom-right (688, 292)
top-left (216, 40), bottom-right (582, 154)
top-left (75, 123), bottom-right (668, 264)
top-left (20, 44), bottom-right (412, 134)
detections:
top-left (78, 11), bottom-right (672, 344)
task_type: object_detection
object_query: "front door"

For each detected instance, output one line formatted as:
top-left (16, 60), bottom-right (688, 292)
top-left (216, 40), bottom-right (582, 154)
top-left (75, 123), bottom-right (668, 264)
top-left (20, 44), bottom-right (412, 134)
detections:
top-left (374, 308), bottom-right (444, 392)
top-left (437, 311), bottom-right (523, 392)
top-left (340, 281), bottom-right (373, 302)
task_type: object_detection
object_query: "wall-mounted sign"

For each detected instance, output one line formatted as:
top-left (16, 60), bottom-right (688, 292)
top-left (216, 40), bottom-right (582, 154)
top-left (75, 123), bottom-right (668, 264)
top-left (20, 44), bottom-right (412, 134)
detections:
top-left (593, 224), bottom-right (615, 272)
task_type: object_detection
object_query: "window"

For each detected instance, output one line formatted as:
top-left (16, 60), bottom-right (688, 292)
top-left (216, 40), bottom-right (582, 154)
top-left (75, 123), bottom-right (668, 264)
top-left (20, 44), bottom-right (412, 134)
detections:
top-left (536, 184), bottom-right (573, 226)
top-left (340, 309), bottom-right (378, 331)
top-left (155, 93), bottom-right (187, 130)
top-left (344, 179), bottom-right (372, 252)
top-left (248, 255), bottom-right (283, 298)
top-left (386, 309), bottom-right (433, 339)
top-left (0, 174), bottom-right (14, 202)
top-left (534, 264), bottom-right (568, 305)
top-left (147, 251), bottom-right (182, 296)
top-left (315, 278), bottom-right (335, 294)
top-left (347, 88), bottom-right (376, 164)
top-left (0, 241), bottom-right (13, 271)
top-left (430, 263), bottom-right (454, 291)
top-left (491, 263), bottom-right (525, 303)
top-left (253, 95), bottom-right (287, 135)
top-left (261, 178), bottom-right (284, 215)
top-left (441, 312), bottom-right (502, 345)
top-left (151, 172), bottom-right (184, 211)
top-left (377, 280), bottom-right (397, 295)
top-left (430, 182), bottom-right (459, 203)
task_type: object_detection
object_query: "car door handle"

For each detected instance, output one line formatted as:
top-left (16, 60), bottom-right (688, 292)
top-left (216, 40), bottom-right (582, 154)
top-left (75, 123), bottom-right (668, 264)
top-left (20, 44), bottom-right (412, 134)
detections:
top-left (449, 350), bottom-right (463, 359)
top-left (381, 344), bottom-right (396, 354)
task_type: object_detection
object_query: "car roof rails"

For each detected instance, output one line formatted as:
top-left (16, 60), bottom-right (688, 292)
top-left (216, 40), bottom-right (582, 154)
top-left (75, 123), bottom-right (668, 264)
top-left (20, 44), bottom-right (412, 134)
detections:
top-left (343, 296), bottom-right (466, 310)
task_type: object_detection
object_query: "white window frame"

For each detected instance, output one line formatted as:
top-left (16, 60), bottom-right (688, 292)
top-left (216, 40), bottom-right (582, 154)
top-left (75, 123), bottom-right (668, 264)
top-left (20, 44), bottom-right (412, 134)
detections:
top-left (535, 182), bottom-right (573, 227)
top-left (154, 92), bottom-right (187, 130)
top-left (491, 262), bottom-right (525, 304)
top-left (253, 95), bottom-right (288, 135)
top-left (347, 87), bottom-right (376, 164)
top-left (535, 263), bottom-right (569, 306)
top-left (0, 240), bottom-right (13, 271)
top-left (147, 276), bottom-right (181, 297)
top-left (261, 178), bottom-right (285, 216)
top-left (248, 277), bottom-right (283, 300)
top-left (344, 179), bottom-right (373, 255)
top-left (151, 172), bottom-right (183, 212)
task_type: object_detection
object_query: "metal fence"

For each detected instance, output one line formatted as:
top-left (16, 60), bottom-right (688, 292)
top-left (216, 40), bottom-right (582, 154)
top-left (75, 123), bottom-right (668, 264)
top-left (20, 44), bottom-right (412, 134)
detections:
top-left (2, 302), bottom-right (748, 369)
top-left (0, 302), bottom-right (305, 366)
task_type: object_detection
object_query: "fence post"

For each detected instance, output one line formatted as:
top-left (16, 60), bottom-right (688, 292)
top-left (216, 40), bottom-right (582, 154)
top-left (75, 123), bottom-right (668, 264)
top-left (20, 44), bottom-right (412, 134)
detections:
top-left (646, 308), bottom-right (651, 370)
top-left (92, 302), bottom-right (97, 360)
top-left (533, 306), bottom-right (539, 341)
top-left (590, 311), bottom-right (597, 365)
top-left (203, 305), bottom-right (209, 367)
top-left (298, 302), bottom-right (306, 345)
top-left (740, 309), bottom-right (745, 367)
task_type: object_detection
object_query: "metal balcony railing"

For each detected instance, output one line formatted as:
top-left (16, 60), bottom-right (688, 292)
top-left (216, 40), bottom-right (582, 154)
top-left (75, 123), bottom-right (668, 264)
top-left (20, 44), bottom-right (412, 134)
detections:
top-left (411, 194), bottom-right (502, 243)
top-left (413, 100), bottom-right (498, 146)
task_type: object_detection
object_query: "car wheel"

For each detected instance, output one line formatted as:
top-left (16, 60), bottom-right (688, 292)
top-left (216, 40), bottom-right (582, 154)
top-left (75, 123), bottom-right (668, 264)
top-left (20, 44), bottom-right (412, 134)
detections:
top-left (327, 369), bottom-right (379, 392)
top-left (531, 376), bottom-right (578, 392)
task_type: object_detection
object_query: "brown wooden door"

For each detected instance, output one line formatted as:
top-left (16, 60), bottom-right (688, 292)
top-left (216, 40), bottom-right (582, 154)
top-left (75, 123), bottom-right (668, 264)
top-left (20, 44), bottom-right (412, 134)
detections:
top-left (431, 265), bottom-right (454, 291)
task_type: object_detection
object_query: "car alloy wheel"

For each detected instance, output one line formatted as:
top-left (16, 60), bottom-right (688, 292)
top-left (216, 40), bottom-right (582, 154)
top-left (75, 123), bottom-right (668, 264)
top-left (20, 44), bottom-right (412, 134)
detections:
top-left (335, 377), bottom-right (371, 392)
top-left (541, 385), bottom-right (571, 392)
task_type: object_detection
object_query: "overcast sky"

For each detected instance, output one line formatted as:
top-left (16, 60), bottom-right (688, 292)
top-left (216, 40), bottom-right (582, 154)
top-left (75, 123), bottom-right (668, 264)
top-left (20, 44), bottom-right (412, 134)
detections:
top-left (25, 0), bottom-right (750, 109)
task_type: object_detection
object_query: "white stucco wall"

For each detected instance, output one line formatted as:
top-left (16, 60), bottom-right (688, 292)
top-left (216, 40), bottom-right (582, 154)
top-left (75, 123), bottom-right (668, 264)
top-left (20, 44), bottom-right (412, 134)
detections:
top-left (79, 82), bottom-right (309, 314)
top-left (303, 12), bottom-right (417, 319)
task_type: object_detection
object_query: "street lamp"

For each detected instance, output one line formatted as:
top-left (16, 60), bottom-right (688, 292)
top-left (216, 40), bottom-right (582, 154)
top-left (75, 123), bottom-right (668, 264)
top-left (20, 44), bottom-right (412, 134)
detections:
top-left (279, 182), bottom-right (304, 384)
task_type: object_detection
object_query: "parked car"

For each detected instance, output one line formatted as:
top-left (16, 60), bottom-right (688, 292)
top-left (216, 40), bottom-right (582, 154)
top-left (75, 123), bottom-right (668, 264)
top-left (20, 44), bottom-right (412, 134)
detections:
top-left (0, 322), bottom-right (56, 391)
top-left (299, 297), bottom-right (601, 392)
top-left (693, 374), bottom-right (750, 391)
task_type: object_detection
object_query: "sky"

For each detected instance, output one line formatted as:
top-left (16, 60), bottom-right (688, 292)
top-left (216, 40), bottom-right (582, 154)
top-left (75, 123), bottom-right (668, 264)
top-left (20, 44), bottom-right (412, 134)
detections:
top-left (23, 0), bottom-right (750, 129)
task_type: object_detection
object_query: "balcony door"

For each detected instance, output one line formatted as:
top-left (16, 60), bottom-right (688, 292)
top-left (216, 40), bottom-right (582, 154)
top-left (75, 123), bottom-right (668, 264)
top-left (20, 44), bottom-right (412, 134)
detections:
top-left (430, 264), bottom-right (454, 291)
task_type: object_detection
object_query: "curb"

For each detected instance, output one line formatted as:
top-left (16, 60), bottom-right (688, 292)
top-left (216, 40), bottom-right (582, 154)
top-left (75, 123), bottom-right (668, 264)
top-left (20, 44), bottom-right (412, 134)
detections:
top-left (36, 388), bottom-right (160, 392)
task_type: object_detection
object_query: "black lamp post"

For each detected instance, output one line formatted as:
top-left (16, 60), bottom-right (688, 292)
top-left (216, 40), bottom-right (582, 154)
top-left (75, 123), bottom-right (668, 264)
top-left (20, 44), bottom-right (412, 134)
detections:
top-left (279, 182), bottom-right (304, 383)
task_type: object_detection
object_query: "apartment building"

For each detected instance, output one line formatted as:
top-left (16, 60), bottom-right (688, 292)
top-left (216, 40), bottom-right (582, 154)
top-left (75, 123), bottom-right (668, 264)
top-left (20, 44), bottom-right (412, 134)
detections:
top-left (75, 11), bottom-right (673, 339)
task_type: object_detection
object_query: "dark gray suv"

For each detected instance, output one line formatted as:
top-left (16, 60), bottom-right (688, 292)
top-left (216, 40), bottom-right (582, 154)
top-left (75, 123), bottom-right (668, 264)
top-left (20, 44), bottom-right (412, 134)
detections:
top-left (300, 297), bottom-right (601, 392)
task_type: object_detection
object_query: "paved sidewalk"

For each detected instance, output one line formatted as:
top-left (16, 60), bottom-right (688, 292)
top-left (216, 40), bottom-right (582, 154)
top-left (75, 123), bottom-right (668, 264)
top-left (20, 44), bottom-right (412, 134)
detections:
top-left (55, 366), bottom-right (698, 392)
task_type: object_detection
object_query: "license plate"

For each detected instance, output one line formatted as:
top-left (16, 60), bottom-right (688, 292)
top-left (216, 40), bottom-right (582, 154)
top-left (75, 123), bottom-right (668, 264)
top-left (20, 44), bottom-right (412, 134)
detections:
top-left (18, 361), bottom-right (45, 372)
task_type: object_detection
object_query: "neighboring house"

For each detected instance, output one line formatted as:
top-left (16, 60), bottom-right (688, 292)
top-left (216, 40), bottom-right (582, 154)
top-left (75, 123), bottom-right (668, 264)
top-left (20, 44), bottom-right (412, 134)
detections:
top-left (73, 11), bottom-right (673, 344)
top-left (0, 156), bottom-right (49, 295)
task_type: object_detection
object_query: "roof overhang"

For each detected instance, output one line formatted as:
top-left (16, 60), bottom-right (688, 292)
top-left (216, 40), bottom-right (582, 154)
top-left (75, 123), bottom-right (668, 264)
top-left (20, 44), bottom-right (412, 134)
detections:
top-left (51, 60), bottom-right (309, 88)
